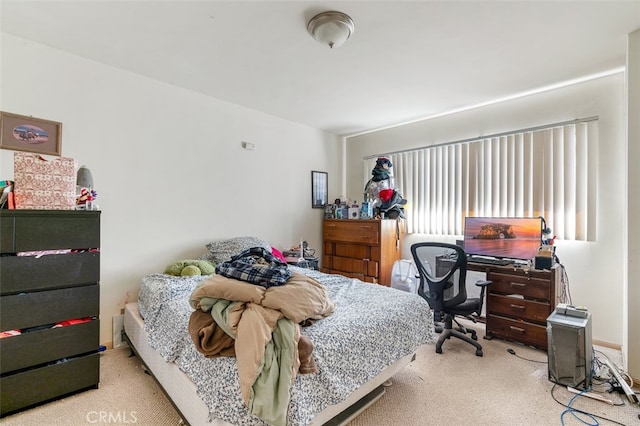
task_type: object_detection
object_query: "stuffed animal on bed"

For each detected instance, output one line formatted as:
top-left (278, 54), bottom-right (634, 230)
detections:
top-left (164, 259), bottom-right (215, 276)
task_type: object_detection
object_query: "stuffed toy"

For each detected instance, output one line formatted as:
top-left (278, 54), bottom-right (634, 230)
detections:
top-left (76, 187), bottom-right (98, 210)
top-left (164, 260), bottom-right (215, 276)
top-left (363, 157), bottom-right (407, 219)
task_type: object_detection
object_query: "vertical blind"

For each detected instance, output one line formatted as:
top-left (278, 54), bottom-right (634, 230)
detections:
top-left (364, 120), bottom-right (597, 240)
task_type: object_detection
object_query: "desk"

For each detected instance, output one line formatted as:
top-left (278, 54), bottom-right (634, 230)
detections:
top-left (467, 262), bottom-right (560, 350)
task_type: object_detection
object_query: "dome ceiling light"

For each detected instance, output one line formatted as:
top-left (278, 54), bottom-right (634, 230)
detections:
top-left (307, 11), bottom-right (355, 49)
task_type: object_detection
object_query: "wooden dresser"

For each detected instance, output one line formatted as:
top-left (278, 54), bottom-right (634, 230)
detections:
top-left (321, 219), bottom-right (401, 286)
top-left (470, 263), bottom-right (560, 350)
top-left (0, 210), bottom-right (101, 416)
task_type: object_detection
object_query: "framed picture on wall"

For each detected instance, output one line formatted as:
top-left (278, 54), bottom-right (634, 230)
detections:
top-left (0, 111), bottom-right (62, 156)
top-left (311, 170), bottom-right (328, 208)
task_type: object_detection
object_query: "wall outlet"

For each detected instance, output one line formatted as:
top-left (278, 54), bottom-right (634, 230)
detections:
top-left (112, 314), bottom-right (127, 348)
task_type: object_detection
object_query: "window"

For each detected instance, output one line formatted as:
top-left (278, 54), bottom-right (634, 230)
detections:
top-left (364, 119), bottom-right (597, 241)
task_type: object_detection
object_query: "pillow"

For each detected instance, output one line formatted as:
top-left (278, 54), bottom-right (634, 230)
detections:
top-left (200, 236), bottom-right (271, 265)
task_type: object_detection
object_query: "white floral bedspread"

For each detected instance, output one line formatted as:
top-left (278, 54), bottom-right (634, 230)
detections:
top-left (138, 267), bottom-right (435, 425)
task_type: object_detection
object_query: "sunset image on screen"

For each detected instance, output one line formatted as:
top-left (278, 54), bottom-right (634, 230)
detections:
top-left (464, 217), bottom-right (542, 259)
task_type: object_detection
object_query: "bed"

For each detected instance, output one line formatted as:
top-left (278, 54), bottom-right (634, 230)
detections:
top-left (124, 255), bottom-right (435, 426)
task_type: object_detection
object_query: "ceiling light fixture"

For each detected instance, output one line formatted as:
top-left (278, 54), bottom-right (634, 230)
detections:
top-left (307, 11), bottom-right (354, 49)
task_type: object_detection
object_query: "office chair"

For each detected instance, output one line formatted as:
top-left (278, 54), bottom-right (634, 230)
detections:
top-left (410, 242), bottom-right (491, 357)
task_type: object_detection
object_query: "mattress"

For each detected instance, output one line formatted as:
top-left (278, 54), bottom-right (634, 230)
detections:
top-left (125, 267), bottom-right (435, 425)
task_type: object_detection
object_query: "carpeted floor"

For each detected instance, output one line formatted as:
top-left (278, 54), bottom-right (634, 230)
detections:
top-left (2, 321), bottom-right (638, 426)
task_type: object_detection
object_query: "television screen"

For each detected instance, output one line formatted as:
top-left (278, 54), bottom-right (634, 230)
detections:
top-left (463, 217), bottom-right (543, 260)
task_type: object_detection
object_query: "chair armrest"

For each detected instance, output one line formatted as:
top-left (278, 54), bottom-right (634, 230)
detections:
top-left (474, 280), bottom-right (492, 315)
top-left (474, 280), bottom-right (492, 287)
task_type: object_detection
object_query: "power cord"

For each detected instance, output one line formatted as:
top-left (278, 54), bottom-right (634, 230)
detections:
top-left (553, 350), bottom-right (631, 425)
top-left (560, 386), bottom-right (600, 426)
top-left (506, 347), bottom-right (633, 424)
top-left (557, 261), bottom-right (572, 305)
top-left (593, 350), bottom-right (638, 402)
top-left (506, 348), bottom-right (547, 363)
top-left (551, 383), bottom-right (627, 426)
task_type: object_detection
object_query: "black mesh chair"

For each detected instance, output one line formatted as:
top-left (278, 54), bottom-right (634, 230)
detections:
top-left (410, 242), bottom-right (491, 356)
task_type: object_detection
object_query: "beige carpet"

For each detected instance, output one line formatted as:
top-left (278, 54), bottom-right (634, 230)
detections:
top-left (2, 321), bottom-right (639, 426)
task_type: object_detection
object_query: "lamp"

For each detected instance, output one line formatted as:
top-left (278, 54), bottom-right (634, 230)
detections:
top-left (307, 11), bottom-right (354, 48)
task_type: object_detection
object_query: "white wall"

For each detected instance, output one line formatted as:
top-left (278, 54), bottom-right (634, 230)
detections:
top-left (345, 75), bottom-right (627, 348)
top-left (0, 34), bottom-right (342, 345)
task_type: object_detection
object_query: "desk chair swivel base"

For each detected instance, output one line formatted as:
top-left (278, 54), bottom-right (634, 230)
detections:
top-left (435, 313), bottom-right (483, 357)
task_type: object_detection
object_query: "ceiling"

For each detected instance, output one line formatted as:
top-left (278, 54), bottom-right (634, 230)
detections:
top-left (1, 1), bottom-right (639, 136)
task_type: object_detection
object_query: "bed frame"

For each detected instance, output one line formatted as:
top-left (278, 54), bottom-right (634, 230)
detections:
top-left (124, 302), bottom-right (418, 426)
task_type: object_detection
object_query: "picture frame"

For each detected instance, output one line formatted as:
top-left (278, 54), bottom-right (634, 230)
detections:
top-left (311, 170), bottom-right (328, 209)
top-left (0, 111), bottom-right (62, 156)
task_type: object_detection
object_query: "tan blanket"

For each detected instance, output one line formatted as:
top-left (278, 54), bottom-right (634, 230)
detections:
top-left (189, 272), bottom-right (335, 426)
top-left (189, 309), bottom-right (317, 372)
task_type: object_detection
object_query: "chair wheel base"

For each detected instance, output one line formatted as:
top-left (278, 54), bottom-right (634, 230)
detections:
top-left (475, 349), bottom-right (483, 357)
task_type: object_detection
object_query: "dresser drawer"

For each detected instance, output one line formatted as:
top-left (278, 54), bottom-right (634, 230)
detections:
top-left (0, 284), bottom-right (99, 331)
top-left (0, 216), bottom-right (14, 252)
top-left (0, 353), bottom-right (100, 416)
top-left (487, 294), bottom-right (551, 324)
top-left (486, 314), bottom-right (547, 349)
top-left (323, 220), bottom-right (379, 244)
top-left (326, 256), bottom-right (378, 277)
top-left (0, 320), bottom-right (99, 374)
top-left (0, 252), bottom-right (99, 296)
top-left (488, 272), bottom-right (551, 301)
top-left (0, 210), bottom-right (100, 253)
top-left (334, 243), bottom-right (380, 261)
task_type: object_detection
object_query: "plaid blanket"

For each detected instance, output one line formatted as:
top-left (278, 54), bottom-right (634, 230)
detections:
top-left (215, 246), bottom-right (291, 288)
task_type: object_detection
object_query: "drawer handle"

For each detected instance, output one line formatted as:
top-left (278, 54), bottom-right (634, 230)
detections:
top-left (510, 304), bottom-right (526, 310)
top-left (510, 282), bottom-right (526, 288)
top-left (360, 235), bottom-right (372, 240)
top-left (509, 326), bottom-right (526, 333)
top-left (359, 226), bottom-right (373, 230)
top-left (326, 224), bottom-right (337, 228)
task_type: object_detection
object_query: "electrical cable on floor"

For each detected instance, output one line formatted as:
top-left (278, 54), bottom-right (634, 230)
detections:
top-left (592, 350), bottom-right (639, 405)
top-left (551, 384), bottom-right (627, 426)
top-left (505, 344), bottom-right (636, 425)
top-left (594, 350), bottom-right (636, 390)
top-left (504, 317), bottom-right (635, 423)
top-left (552, 353), bottom-right (629, 426)
top-left (506, 348), bottom-right (547, 363)
top-left (560, 387), bottom-right (600, 426)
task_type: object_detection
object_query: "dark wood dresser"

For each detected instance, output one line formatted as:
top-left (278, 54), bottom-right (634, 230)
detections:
top-left (321, 219), bottom-right (402, 286)
top-left (470, 262), bottom-right (560, 350)
top-left (0, 210), bottom-right (101, 416)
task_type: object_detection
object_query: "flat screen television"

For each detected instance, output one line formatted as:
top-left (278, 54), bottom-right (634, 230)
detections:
top-left (463, 217), bottom-right (543, 261)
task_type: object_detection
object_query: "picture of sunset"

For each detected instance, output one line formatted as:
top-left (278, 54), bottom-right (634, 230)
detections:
top-left (464, 217), bottom-right (543, 260)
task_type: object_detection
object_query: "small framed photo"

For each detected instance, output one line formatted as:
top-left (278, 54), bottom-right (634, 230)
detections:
top-left (0, 111), bottom-right (62, 156)
top-left (311, 170), bottom-right (328, 209)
